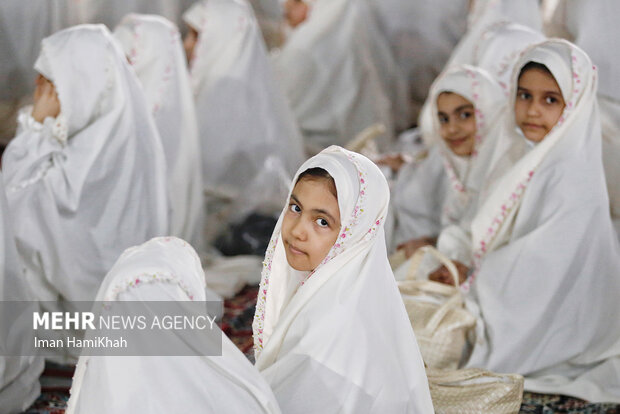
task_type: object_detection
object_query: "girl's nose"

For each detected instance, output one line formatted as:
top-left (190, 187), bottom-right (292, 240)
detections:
top-left (290, 218), bottom-right (307, 240)
top-left (446, 120), bottom-right (458, 135)
top-left (526, 101), bottom-right (541, 117)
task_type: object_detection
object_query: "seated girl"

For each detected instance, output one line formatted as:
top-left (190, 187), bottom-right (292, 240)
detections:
top-left (2, 25), bottom-right (169, 360)
top-left (114, 14), bottom-right (206, 254)
top-left (443, 40), bottom-right (620, 402)
top-left (66, 237), bottom-right (281, 413)
top-left (252, 146), bottom-right (433, 412)
top-left (392, 65), bottom-right (505, 268)
top-left (271, 0), bottom-right (397, 152)
top-left (181, 0), bottom-right (305, 204)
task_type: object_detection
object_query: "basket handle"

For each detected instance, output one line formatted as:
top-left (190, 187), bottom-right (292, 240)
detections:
top-left (426, 367), bottom-right (523, 384)
top-left (345, 123), bottom-right (386, 152)
top-left (406, 245), bottom-right (461, 288)
top-left (422, 293), bottom-right (464, 334)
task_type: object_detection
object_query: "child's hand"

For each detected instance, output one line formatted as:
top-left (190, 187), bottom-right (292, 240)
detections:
top-left (376, 153), bottom-right (406, 173)
top-left (32, 75), bottom-right (61, 123)
top-left (397, 236), bottom-right (436, 259)
top-left (429, 261), bottom-right (469, 286)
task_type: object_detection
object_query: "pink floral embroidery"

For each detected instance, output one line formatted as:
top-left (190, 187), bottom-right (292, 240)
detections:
top-left (104, 271), bottom-right (195, 302)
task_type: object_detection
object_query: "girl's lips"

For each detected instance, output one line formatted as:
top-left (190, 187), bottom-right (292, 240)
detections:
top-left (447, 137), bottom-right (468, 147)
top-left (287, 241), bottom-right (306, 255)
top-left (523, 123), bottom-right (544, 129)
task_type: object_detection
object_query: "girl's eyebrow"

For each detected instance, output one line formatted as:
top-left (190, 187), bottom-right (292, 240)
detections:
top-left (312, 208), bottom-right (338, 224)
top-left (290, 193), bottom-right (303, 208)
top-left (454, 104), bottom-right (474, 113)
top-left (518, 86), bottom-right (562, 97)
top-left (291, 194), bottom-right (338, 224)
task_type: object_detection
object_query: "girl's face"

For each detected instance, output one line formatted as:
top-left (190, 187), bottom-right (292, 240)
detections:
top-left (281, 177), bottom-right (341, 271)
top-left (515, 68), bottom-right (566, 142)
top-left (284, 0), bottom-right (309, 28)
top-left (437, 92), bottom-right (477, 157)
top-left (183, 26), bottom-right (199, 65)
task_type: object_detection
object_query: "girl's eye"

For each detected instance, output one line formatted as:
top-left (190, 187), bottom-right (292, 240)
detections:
top-left (459, 111), bottom-right (473, 120)
top-left (289, 204), bottom-right (301, 213)
top-left (518, 92), bottom-right (530, 100)
top-left (315, 218), bottom-right (329, 228)
top-left (545, 96), bottom-right (558, 104)
top-left (438, 115), bottom-right (448, 124)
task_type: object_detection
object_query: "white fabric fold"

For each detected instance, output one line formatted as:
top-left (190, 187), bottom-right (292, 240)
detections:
top-left (0, 172), bottom-right (44, 414)
top-left (114, 14), bottom-right (206, 254)
top-left (546, 0), bottom-right (620, 241)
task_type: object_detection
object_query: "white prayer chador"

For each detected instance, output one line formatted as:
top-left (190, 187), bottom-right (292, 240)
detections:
top-left (2, 25), bottom-right (169, 306)
top-left (474, 22), bottom-right (546, 93)
top-left (272, 0), bottom-right (394, 152)
top-left (354, 0), bottom-right (411, 131)
top-left (446, 0), bottom-right (542, 73)
top-left (67, 0), bottom-right (195, 29)
top-left (0, 172), bottom-right (44, 414)
top-left (390, 147), bottom-right (448, 247)
top-left (368, 0), bottom-right (469, 119)
top-left (183, 0), bottom-right (305, 200)
top-left (467, 0), bottom-right (542, 34)
top-left (547, 0), bottom-right (620, 240)
top-left (66, 237), bottom-right (281, 414)
top-left (252, 146), bottom-right (433, 413)
top-left (114, 14), bottom-right (206, 253)
top-left (466, 40), bottom-right (620, 402)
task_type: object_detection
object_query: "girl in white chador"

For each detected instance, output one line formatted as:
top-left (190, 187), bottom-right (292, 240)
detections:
top-left (546, 0), bottom-right (620, 240)
top-left (66, 237), bottom-right (281, 413)
top-left (2, 25), bottom-right (169, 341)
top-left (182, 0), bottom-right (305, 202)
top-left (393, 66), bottom-right (506, 264)
top-left (252, 146), bottom-right (433, 412)
top-left (0, 173), bottom-right (44, 413)
top-left (114, 14), bottom-right (206, 254)
top-left (439, 40), bottom-right (620, 402)
top-left (274, 0), bottom-right (394, 152)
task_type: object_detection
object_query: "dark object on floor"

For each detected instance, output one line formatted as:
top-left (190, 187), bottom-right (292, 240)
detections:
top-left (215, 213), bottom-right (277, 257)
top-left (519, 392), bottom-right (619, 413)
